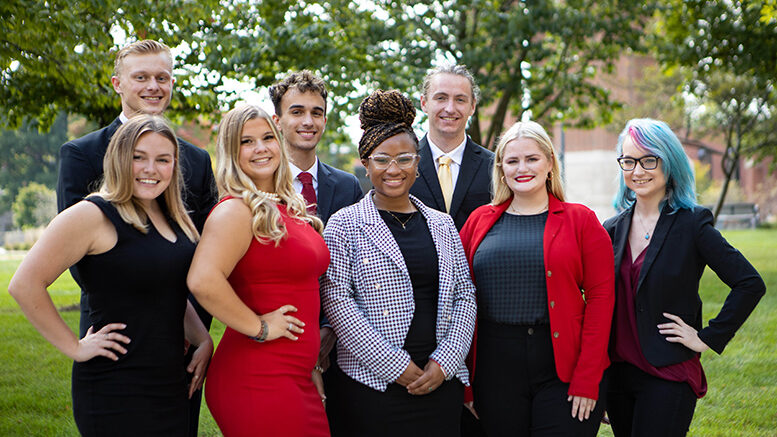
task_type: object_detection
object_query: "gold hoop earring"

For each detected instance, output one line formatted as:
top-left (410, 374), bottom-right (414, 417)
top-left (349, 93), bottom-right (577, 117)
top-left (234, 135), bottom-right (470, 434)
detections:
top-left (500, 175), bottom-right (505, 183)
top-left (548, 172), bottom-right (553, 180)
top-left (416, 170), bottom-right (420, 178)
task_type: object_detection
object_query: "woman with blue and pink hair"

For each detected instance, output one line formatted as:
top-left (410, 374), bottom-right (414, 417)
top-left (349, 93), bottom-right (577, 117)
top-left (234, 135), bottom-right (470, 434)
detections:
top-left (603, 118), bottom-right (765, 436)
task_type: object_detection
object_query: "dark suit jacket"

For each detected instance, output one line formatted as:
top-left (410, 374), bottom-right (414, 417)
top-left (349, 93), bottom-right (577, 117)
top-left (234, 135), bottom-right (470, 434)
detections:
top-left (56, 117), bottom-right (217, 231)
top-left (410, 135), bottom-right (494, 230)
top-left (603, 205), bottom-right (765, 367)
top-left (316, 160), bottom-right (363, 226)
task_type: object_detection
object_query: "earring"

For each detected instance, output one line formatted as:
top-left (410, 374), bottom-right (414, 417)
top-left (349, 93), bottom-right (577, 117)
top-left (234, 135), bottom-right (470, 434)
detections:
top-left (500, 175), bottom-right (505, 183)
top-left (416, 170), bottom-right (420, 178)
top-left (548, 172), bottom-right (552, 180)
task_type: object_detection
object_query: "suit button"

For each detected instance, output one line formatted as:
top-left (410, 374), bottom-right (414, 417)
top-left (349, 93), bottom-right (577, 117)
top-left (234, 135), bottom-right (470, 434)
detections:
top-left (527, 328), bottom-right (534, 335)
top-left (362, 258), bottom-right (370, 264)
top-left (553, 331), bottom-right (559, 339)
top-left (447, 315), bottom-right (452, 321)
top-left (638, 306), bottom-right (644, 313)
top-left (375, 283), bottom-right (381, 290)
top-left (550, 301), bottom-right (555, 308)
top-left (383, 309), bottom-right (389, 316)
top-left (547, 270), bottom-right (552, 277)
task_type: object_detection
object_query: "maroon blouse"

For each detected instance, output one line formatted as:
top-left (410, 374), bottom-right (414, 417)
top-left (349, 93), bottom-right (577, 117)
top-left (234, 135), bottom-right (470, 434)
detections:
top-left (612, 240), bottom-right (707, 398)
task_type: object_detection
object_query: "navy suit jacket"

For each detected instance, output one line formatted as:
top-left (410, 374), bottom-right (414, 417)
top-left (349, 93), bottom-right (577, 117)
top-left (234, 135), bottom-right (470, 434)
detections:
top-left (316, 160), bottom-right (363, 226)
top-left (410, 135), bottom-right (494, 230)
top-left (603, 205), bottom-right (765, 367)
top-left (56, 117), bottom-right (217, 231)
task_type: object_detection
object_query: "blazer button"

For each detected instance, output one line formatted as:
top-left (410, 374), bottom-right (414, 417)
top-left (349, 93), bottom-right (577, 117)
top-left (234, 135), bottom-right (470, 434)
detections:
top-left (383, 309), bottom-right (389, 316)
top-left (553, 331), bottom-right (559, 339)
top-left (547, 270), bottom-right (552, 277)
top-left (550, 300), bottom-right (555, 308)
top-left (447, 315), bottom-right (452, 321)
top-left (362, 258), bottom-right (370, 264)
top-left (375, 283), bottom-right (381, 290)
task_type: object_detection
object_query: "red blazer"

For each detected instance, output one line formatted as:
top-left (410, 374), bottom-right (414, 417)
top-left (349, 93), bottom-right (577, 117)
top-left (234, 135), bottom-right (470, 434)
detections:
top-left (459, 194), bottom-right (615, 400)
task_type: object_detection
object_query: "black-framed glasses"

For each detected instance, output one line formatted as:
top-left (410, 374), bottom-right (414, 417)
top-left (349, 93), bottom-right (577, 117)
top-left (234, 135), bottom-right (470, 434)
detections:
top-left (368, 153), bottom-right (419, 170)
top-left (617, 155), bottom-right (660, 171)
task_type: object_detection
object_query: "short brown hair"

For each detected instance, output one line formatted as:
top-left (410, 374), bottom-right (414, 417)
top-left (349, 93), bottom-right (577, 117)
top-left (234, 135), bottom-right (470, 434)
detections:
top-left (268, 70), bottom-right (328, 115)
top-left (114, 40), bottom-right (173, 76)
top-left (422, 64), bottom-right (480, 104)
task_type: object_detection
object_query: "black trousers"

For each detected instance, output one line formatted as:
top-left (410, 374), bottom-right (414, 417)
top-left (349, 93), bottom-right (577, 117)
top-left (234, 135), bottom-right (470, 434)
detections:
top-left (606, 362), bottom-right (697, 437)
top-left (327, 363), bottom-right (463, 437)
top-left (473, 321), bottom-right (605, 437)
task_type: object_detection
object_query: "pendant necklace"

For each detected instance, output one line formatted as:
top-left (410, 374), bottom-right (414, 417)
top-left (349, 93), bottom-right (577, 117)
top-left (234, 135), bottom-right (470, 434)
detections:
top-left (386, 210), bottom-right (415, 229)
top-left (634, 209), bottom-right (653, 240)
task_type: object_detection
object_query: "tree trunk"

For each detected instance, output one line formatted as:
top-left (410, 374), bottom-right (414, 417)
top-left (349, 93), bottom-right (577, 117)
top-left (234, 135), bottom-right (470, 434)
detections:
top-left (483, 88), bottom-right (514, 150)
top-left (712, 120), bottom-right (742, 225)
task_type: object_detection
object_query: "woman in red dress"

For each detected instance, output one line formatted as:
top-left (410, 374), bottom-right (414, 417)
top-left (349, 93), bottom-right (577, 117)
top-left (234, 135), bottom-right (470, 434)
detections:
top-left (188, 104), bottom-right (329, 436)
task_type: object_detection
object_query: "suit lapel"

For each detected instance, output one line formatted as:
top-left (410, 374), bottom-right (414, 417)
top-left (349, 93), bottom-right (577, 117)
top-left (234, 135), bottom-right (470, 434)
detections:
top-left (316, 161), bottom-right (335, 221)
top-left (358, 193), bottom-right (408, 273)
top-left (417, 137), bottom-right (446, 211)
top-left (612, 207), bottom-right (634, 282)
top-left (449, 138), bottom-right (482, 217)
top-left (637, 204), bottom-right (677, 292)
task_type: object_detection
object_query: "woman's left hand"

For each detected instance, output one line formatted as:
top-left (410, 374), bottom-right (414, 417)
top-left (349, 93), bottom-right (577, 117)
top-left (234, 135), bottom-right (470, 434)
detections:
top-left (186, 337), bottom-right (214, 398)
top-left (568, 395), bottom-right (596, 421)
top-left (406, 360), bottom-right (445, 395)
top-left (658, 312), bottom-right (710, 353)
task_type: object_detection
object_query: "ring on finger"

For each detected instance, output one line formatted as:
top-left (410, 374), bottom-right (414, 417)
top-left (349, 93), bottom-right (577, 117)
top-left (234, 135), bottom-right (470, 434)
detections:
top-left (288, 323), bottom-right (293, 331)
top-left (428, 386), bottom-right (433, 392)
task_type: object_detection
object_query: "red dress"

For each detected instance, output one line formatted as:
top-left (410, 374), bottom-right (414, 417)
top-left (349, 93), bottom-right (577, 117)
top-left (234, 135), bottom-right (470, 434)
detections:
top-left (205, 201), bottom-right (330, 437)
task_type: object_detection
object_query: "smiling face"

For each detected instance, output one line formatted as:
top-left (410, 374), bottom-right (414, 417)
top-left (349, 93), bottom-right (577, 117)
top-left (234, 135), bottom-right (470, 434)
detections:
top-left (273, 88), bottom-right (327, 154)
top-left (621, 135), bottom-right (667, 203)
top-left (238, 117), bottom-right (281, 192)
top-left (132, 132), bottom-right (176, 205)
top-left (112, 52), bottom-right (174, 116)
top-left (501, 137), bottom-right (553, 199)
top-left (420, 73), bottom-right (476, 143)
top-left (361, 132), bottom-right (418, 208)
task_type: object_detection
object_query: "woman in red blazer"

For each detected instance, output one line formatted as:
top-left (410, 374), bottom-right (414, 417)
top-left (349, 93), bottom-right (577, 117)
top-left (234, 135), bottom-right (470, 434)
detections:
top-left (459, 121), bottom-right (614, 436)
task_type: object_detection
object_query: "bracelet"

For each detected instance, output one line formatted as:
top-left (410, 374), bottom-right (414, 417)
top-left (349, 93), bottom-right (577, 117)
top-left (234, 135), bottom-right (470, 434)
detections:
top-left (248, 320), bottom-right (268, 343)
top-left (313, 365), bottom-right (324, 373)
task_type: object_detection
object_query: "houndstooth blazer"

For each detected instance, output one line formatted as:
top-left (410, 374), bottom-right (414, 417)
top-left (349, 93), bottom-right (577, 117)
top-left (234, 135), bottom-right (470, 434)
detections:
top-left (321, 191), bottom-right (477, 392)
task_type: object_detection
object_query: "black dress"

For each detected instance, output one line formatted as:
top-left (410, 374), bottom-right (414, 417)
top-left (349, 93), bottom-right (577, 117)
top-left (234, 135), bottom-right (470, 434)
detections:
top-left (71, 196), bottom-right (195, 437)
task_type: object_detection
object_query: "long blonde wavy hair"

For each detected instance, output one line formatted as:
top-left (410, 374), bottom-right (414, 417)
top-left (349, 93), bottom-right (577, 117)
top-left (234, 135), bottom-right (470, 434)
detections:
top-left (98, 115), bottom-right (199, 242)
top-left (492, 120), bottom-right (565, 205)
top-left (216, 104), bottom-right (323, 245)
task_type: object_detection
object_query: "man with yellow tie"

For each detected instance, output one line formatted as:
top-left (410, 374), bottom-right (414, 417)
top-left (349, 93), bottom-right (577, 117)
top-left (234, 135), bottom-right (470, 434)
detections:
top-left (411, 64), bottom-right (494, 231)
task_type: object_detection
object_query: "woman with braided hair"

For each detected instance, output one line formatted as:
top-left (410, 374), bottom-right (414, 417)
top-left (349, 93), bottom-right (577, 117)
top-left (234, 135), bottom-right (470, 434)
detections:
top-left (321, 90), bottom-right (477, 436)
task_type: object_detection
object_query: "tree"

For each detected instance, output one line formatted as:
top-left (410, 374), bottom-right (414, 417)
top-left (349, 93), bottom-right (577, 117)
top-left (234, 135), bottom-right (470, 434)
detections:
top-left (378, 0), bottom-right (656, 148)
top-left (0, 113), bottom-right (67, 213)
top-left (12, 182), bottom-right (56, 229)
top-left (655, 0), bottom-right (777, 222)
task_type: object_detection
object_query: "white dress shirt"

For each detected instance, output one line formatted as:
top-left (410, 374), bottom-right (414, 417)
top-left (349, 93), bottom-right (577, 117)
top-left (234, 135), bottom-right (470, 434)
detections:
top-left (427, 136), bottom-right (467, 190)
top-left (289, 157), bottom-right (319, 195)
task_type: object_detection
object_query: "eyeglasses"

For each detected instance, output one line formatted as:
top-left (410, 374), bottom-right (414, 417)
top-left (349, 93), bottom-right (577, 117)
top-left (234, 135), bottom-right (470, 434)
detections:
top-left (617, 155), bottom-right (660, 171)
top-left (367, 153), bottom-right (419, 170)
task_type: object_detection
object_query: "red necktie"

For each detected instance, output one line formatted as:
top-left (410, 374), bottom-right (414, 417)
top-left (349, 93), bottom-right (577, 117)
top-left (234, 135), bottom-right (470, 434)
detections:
top-left (298, 171), bottom-right (318, 215)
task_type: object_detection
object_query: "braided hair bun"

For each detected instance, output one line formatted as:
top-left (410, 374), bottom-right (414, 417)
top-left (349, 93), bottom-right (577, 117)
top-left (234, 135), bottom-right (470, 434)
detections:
top-left (358, 90), bottom-right (418, 159)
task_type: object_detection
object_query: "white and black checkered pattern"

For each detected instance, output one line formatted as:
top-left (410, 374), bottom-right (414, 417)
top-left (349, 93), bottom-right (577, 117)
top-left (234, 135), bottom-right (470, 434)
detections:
top-left (321, 192), bottom-right (477, 392)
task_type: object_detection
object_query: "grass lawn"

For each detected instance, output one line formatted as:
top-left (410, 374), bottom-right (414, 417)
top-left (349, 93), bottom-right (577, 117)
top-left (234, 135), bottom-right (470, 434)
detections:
top-left (1, 229), bottom-right (775, 436)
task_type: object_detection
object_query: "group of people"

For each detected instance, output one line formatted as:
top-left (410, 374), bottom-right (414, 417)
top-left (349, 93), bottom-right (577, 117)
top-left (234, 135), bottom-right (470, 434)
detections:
top-left (8, 38), bottom-right (765, 437)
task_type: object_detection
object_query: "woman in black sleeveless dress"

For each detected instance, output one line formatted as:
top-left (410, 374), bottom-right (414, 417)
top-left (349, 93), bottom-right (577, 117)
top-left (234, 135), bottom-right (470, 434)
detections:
top-left (9, 115), bottom-right (213, 436)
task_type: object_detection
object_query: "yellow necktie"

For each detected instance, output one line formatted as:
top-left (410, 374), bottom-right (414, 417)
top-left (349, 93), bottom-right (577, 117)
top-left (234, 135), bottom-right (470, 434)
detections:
top-left (438, 155), bottom-right (453, 212)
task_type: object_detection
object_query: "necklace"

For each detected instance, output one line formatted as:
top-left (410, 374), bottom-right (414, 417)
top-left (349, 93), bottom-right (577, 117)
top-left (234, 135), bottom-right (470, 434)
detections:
top-left (386, 210), bottom-right (416, 229)
top-left (634, 209), bottom-right (654, 240)
top-left (256, 189), bottom-right (281, 203)
top-left (507, 202), bottom-right (549, 215)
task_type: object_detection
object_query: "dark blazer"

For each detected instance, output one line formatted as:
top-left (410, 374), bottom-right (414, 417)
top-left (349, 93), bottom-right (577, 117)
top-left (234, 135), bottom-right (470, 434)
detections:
top-left (316, 160), bottom-right (363, 226)
top-left (410, 135), bottom-right (494, 230)
top-left (56, 117), bottom-right (217, 231)
top-left (603, 205), bottom-right (765, 367)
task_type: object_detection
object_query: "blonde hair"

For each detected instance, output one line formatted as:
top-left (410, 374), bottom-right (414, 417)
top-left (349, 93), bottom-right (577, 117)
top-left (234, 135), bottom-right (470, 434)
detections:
top-left (492, 121), bottom-right (565, 204)
top-left (98, 115), bottom-right (198, 242)
top-left (114, 40), bottom-right (173, 76)
top-left (215, 104), bottom-right (323, 245)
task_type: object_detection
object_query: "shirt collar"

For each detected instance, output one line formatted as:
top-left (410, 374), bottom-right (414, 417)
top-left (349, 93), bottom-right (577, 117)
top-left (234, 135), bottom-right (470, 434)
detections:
top-left (289, 157), bottom-right (319, 182)
top-left (426, 135), bottom-right (467, 166)
top-left (119, 112), bottom-right (129, 124)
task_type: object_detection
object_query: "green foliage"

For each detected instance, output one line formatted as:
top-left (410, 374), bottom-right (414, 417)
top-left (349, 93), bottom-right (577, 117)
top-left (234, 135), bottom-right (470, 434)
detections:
top-left (11, 182), bottom-right (56, 229)
top-left (0, 113), bottom-right (66, 214)
top-left (379, 0), bottom-right (657, 147)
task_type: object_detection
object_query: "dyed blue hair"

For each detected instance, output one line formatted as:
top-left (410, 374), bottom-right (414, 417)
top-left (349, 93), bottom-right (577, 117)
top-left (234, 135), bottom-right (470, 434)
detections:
top-left (613, 118), bottom-right (697, 212)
